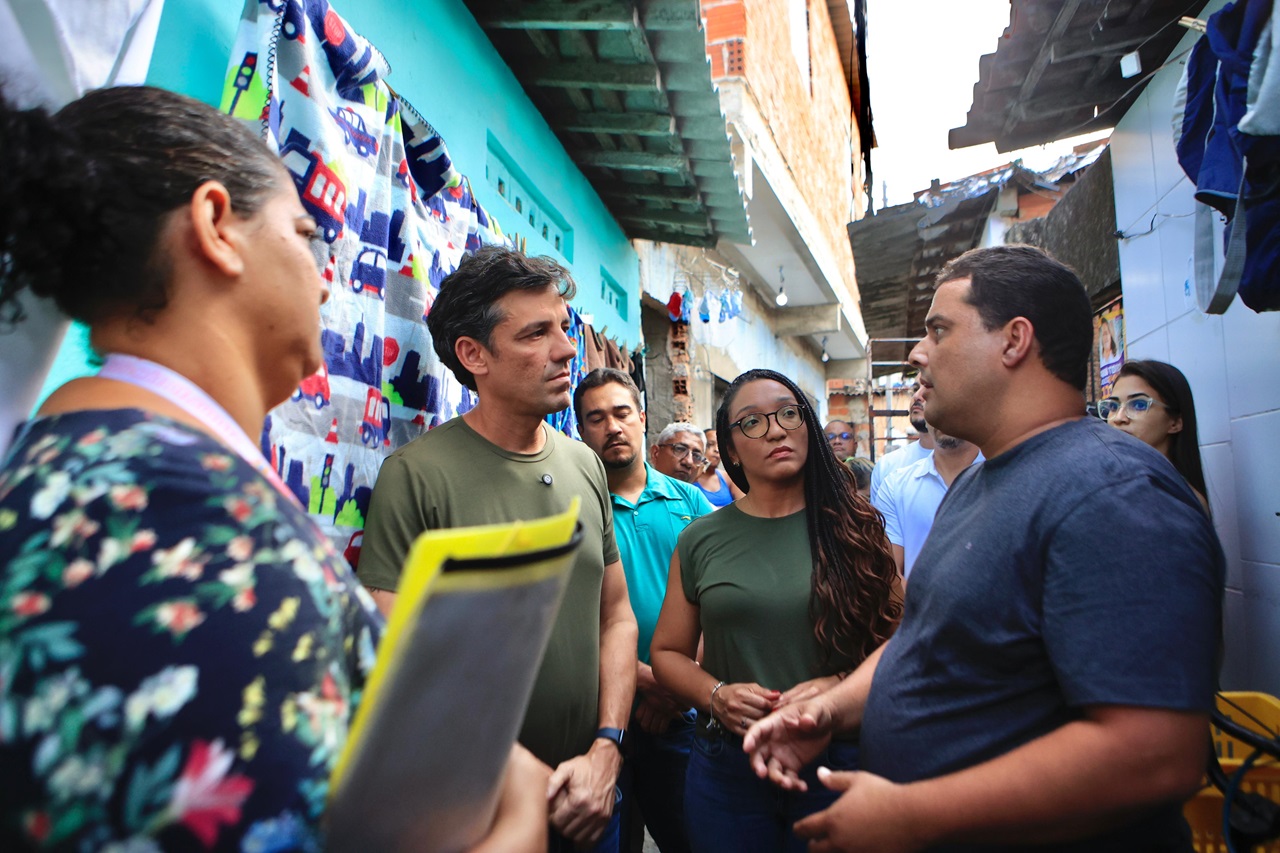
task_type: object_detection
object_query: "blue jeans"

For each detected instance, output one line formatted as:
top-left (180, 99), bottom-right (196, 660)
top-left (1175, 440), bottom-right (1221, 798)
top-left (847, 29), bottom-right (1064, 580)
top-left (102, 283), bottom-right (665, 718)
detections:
top-left (683, 732), bottom-right (860, 853)
top-left (549, 785), bottom-right (622, 853)
top-left (625, 710), bottom-right (695, 853)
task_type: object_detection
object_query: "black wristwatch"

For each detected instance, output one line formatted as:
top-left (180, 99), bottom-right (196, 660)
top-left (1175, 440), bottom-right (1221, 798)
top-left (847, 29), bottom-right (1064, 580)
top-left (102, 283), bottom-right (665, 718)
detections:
top-left (595, 726), bottom-right (627, 753)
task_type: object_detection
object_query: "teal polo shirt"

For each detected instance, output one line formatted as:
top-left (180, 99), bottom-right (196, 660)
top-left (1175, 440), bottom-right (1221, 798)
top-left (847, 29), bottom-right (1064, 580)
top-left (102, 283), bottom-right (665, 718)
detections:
top-left (613, 464), bottom-right (714, 663)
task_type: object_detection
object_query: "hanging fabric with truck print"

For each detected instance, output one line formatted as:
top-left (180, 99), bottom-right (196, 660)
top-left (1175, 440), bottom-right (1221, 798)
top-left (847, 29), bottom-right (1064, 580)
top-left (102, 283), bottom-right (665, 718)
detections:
top-left (220, 0), bottom-right (507, 568)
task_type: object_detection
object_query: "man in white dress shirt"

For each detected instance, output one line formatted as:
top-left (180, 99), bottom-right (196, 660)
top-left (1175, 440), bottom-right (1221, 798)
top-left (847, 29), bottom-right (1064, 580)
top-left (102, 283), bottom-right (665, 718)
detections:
top-left (868, 383), bottom-right (934, 505)
top-left (872, 425), bottom-right (981, 579)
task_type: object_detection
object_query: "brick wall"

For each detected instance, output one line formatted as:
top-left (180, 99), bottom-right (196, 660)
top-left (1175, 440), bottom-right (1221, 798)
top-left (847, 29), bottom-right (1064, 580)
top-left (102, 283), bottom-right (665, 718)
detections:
top-left (702, 0), bottom-right (859, 302)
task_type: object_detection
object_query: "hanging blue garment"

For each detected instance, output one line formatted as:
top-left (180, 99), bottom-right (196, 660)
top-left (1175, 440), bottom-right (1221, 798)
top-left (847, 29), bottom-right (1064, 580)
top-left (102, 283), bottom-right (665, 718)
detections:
top-left (544, 306), bottom-right (587, 439)
top-left (1174, 0), bottom-right (1279, 312)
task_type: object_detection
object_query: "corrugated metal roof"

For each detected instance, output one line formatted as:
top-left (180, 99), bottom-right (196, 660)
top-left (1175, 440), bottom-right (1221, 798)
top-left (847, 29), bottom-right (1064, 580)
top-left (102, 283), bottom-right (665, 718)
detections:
top-left (950, 0), bottom-right (1196, 153)
top-left (849, 144), bottom-right (1105, 374)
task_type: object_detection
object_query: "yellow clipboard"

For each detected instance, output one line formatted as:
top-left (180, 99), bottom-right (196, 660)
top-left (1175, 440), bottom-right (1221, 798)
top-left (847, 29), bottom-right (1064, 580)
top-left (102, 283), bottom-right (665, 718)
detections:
top-left (327, 498), bottom-right (581, 852)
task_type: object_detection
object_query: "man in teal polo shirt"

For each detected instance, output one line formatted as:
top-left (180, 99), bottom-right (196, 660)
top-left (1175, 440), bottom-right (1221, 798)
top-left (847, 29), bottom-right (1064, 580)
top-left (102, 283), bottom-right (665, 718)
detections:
top-left (575, 369), bottom-right (713, 853)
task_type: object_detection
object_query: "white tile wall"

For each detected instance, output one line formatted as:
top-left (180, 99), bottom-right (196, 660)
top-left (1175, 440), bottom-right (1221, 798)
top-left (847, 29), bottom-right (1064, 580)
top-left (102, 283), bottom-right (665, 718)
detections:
top-left (1221, 588), bottom-right (1249, 690)
top-left (1242, 562), bottom-right (1280, 694)
top-left (1126, 324), bottom-right (1170, 363)
top-left (1155, 180), bottom-right (1199, 324)
top-left (1117, 228), bottom-right (1170, 343)
top-left (1111, 101), bottom-right (1159, 235)
top-left (1231, 412), bottom-right (1280, 564)
top-left (1143, 48), bottom-right (1191, 202)
top-left (1222, 299), bottom-right (1280, 420)
top-left (1166, 310), bottom-right (1229, 445)
top-left (1201, 442), bottom-right (1241, 589)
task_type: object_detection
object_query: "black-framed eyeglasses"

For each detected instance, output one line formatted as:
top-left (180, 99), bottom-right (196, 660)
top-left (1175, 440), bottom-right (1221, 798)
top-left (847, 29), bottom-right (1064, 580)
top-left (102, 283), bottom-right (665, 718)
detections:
top-left (730, 405), bottom-right (805, 440)
top-left (1096, 395), bottom-right (1170, 421)
top-left (826, 431), bottom-right (853, 442)
top-left (660, 443), bottom-right (706, 465)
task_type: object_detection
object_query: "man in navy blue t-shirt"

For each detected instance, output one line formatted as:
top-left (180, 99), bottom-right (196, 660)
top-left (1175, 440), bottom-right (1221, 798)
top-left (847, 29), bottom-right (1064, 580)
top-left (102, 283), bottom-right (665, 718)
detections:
top-left (744, 245), bottom-right (1223, 852)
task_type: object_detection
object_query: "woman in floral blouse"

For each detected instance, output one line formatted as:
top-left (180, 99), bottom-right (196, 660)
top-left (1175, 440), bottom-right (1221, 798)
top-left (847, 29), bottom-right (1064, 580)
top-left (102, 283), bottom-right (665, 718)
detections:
top-left (0, 86), bottom-right (547, 851)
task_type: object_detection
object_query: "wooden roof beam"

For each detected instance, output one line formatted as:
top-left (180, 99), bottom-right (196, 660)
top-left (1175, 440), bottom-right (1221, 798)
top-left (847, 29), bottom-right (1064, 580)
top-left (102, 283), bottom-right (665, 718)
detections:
top-left (598, 181), bottom-right (700, 202)
top-left (1000, 0), bottom-right (1082, 138)
top-left (561, 111), bottom-right (676, 136)
top-left (1015, 84), bottom-right (1131, 122)
top-left (479, 1), bottom-right (639, 31)
top-left (575, 150), bottom-right (687, 172)
top-left (1049, 22), bottom-right (1153, 63)
top-left (616, 208), bottom-right (710, 227)
top-left (529, 62), bottom-right (660, 90)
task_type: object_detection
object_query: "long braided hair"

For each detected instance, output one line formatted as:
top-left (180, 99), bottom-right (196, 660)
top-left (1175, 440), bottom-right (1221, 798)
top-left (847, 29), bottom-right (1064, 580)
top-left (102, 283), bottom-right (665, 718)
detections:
top-left (716, 369), bottom-right (902, 665)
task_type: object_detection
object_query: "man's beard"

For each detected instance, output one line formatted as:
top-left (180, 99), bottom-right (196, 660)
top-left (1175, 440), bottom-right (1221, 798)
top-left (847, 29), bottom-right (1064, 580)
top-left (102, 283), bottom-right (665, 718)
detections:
top-left (602, 449), bottom-right (638, 470)
top-left (910, 411), bottom-right (927, 433)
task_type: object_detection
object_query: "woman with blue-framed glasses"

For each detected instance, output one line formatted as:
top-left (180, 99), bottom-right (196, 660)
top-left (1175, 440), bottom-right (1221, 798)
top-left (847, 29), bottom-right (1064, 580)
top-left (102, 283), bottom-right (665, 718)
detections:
top-left (1099, 359), bottom-right (1209, 513)
top-left (651, 369), bottom-right (901, 852)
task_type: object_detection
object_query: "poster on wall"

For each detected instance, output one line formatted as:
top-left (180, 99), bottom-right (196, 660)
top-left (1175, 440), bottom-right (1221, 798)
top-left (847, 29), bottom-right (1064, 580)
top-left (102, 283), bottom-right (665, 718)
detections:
top-left (1095, 298), bottom-right (1125, 397)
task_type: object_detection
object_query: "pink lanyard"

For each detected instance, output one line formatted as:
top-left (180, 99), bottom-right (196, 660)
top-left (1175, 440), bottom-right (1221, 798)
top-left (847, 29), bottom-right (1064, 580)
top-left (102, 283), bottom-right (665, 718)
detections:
top-left (99, 354), bottom-right (302, 509)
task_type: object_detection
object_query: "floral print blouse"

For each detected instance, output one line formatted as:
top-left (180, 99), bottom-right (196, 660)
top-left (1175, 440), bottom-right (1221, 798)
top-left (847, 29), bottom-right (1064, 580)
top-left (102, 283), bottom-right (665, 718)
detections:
top-left (0, 410), bottom-right (383, 851)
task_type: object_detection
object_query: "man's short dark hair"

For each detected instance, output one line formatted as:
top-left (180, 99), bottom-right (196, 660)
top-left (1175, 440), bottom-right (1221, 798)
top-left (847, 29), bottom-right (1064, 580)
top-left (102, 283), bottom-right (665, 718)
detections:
top-left (573, 367), bottom-right (641, 427)
top-left (936, 245), bottom-right (1092, 391)
top-left (426, 246), bottom-right (577, 391)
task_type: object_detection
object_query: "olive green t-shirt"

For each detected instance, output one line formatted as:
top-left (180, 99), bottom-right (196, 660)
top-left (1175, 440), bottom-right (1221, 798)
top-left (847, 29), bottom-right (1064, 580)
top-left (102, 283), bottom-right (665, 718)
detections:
top-left (358, 418), bottom-right (620, 766)
top-left (677, 505), bottom-right (854, 691)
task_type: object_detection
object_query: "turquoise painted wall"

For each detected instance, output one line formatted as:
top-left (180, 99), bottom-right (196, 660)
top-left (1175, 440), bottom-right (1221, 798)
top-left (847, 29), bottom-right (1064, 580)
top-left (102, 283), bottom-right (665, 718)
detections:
top-left (38, 0), bottom-right (640, 404)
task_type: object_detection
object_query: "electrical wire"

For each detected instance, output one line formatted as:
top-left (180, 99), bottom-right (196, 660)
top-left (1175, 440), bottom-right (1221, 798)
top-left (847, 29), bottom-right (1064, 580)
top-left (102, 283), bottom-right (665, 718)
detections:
top-left (1065, 0), bottom-right (1207, 142)
top-left (1128, 0), bottom-right (1209, 58)
top-left (1055, 46), bottom-right (1193, 141)
top-left (1114, 210), bottom-right (1194, 240)
top-left (1223, 749), bottom-right (1265, 853)
top-left (1220, 693), bottom-right (1280, 743)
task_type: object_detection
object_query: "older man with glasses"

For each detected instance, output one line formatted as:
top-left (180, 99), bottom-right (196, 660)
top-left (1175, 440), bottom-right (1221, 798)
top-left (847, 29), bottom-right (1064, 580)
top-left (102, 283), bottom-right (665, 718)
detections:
top-left (650, 422), bottom-right (707, 484)
top-left (823, 419), bottom-right (857, 462)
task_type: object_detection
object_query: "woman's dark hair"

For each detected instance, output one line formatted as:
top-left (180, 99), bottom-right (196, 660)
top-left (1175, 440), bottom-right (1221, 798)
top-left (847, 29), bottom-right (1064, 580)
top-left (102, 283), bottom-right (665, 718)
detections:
top-left (427, 246), bottom-right (577, 392)
top-left (1116, 359), bottom-right (1208, 501)
top-left (845, 456), bottom-right (874, 491)
top-left (937, 245), bottom-right (1093, 391)
top-left (716, 369), bottom-right (901, 664)
top-left (0, 85), bottom-right (284, 327)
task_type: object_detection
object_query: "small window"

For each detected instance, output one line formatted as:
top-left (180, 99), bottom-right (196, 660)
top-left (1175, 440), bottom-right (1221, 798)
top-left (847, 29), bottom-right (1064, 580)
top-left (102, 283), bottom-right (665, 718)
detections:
top-left (487, 132), bottom-right (573, 261)
top-left (601, 267), bottom-right (628, 322)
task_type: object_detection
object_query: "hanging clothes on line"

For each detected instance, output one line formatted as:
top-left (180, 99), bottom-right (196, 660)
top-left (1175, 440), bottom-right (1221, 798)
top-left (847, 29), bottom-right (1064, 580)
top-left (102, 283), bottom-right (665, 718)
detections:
top-left (544, 305), bottom-right (588, 440)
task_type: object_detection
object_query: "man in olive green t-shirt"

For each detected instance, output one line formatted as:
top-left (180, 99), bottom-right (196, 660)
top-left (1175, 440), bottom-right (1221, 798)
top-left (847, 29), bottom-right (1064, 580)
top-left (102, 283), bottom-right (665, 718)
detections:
top-left (358, 247), bottom-right (637, 853)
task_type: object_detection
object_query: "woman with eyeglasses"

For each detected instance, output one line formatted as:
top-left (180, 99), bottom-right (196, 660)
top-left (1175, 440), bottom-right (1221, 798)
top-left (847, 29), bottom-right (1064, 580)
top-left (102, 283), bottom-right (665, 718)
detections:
top-left (1098, 359), bottom-right (1209, 513)
top-left (0, 86), bottom-right (546, 851)
top-left (650, 369), bottom-right (902, 853)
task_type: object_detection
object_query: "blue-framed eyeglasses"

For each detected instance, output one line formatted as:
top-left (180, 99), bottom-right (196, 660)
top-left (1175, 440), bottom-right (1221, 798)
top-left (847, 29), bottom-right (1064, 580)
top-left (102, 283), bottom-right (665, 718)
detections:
top-left (730, 405), bottom-right (805, 440)
top-left (826, 431), bottom-right (853, 441)
top-left (1096, 395), bottom-right (1170, 421)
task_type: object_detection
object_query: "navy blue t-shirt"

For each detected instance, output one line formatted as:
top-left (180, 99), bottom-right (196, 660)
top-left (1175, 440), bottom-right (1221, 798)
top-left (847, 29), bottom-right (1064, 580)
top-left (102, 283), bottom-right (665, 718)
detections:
top-left (861, 418), bottom-right (1223, 852)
